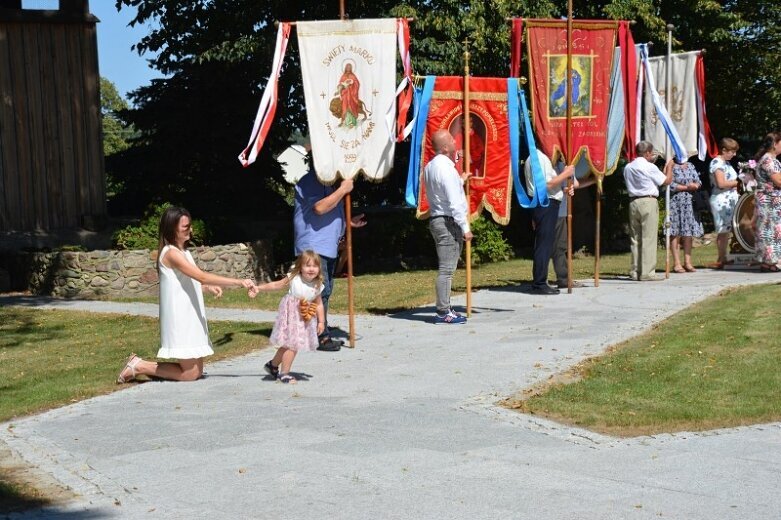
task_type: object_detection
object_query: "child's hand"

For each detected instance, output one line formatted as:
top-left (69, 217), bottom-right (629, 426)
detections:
top-left (317, 321), bottom-right (325, 335)
top-left (247, 285), bottom-right (260, 298)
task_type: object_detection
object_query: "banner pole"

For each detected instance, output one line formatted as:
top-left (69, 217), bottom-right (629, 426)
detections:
top-left (463, 40), bottom-right (473, 317)
top-left (664, 24), bottom-right (673, 280)
top-left (338, 0), bottom-right (356, 348)
top-left (565, 0), bottom-right (574, 294)
top-left (595, 175), bottom-right (602, 286)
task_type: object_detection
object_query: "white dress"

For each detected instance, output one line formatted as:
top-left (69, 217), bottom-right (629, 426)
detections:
top-left (157, 245), bottom-right (214, 359)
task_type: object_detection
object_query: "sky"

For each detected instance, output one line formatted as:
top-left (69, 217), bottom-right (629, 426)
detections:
top-left (90, 2), bottom-right (163, 102)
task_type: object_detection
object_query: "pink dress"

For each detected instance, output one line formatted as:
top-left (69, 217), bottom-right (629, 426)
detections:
top-left (269, 274), bottom-right (323, 352)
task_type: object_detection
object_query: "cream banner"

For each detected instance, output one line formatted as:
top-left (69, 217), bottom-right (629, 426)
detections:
top-left (643, 51), bottom-right (699, 158)
top-left (298, 19), bottom-right (396, 182)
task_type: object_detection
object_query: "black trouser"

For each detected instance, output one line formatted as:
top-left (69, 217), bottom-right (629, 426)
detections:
top-left (531, 200), bottom-right (560, 287)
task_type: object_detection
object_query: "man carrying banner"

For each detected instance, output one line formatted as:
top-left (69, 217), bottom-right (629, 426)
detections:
top-left (553, 170), bottom-right (596, 289)
top-left (623, 141), bottom-right (674, 281)
top-left (424, 129), bottom-right (473, 324)
top-left (524, 150), bottom-right (576, 295)
top-left (294, 167), bottom-right (367, 350)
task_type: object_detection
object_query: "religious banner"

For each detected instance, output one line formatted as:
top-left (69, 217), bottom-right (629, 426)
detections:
top-left (526, 20), bottom-right (617, 174)
top-left (643, 50), bottom-right (699, 158)
top-left (414, 77), bottom-right (514, 224)
top-left (298, 19), bottom-right (397, 182)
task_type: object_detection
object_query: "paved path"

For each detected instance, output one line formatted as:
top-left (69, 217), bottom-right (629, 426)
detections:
top-left (1, 270), bottom-right (780, 519)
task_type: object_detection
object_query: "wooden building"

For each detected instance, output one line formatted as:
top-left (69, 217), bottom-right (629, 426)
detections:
top-left (0, 0), bottom-right (105, 233)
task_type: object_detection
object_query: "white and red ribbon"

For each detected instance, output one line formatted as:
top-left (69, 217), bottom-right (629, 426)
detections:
top-left (385, 18), bottom-right (415, 142)
top-left (238, 23), bottom-right (291, 167)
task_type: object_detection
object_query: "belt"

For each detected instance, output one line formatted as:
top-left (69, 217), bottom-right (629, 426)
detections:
top-left (430, 215), bottom-right (454, 220)
top-left (630, 195), bottom-right (657, 200)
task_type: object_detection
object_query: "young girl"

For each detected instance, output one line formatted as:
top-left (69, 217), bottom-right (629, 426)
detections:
top-left (117, 206), bottom-right (255, 383)
top-left (251, 250), bottom-right (325, 384)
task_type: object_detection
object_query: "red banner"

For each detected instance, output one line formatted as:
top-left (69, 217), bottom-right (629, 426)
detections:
top-left (416, 77), bottom-right (513, 225)
top-left (526, 20), bottom-right (617, 173)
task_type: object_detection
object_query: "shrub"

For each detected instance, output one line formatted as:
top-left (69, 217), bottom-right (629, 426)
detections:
top-left (470, 216), bottom-right (514, 265)
top-left (112, 202), bottom-right (209, 250)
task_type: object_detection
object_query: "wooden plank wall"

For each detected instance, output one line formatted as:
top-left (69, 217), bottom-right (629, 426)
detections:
top-left (0, 16), bottom-right (105, 232)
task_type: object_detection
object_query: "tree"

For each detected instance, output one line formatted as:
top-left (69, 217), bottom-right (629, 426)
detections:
top-left (111, 0), bottom-right (780, 220)
top-left (568, 0), bottom-right (781, 146)
top-left (100, 77), bottom-right (133, 156)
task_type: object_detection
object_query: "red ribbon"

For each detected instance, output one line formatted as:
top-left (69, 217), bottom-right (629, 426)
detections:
top-left (618, 21), bottom-right (638, 160)
top-left (695, 53), bottom-right (719, 158)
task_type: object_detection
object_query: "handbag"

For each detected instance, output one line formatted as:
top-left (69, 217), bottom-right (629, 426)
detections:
top-left (692, 189), bottom-right (710, 213)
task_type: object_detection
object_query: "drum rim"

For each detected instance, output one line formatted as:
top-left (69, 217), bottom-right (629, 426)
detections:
top-left (732, 192), bottom-right (755, 253)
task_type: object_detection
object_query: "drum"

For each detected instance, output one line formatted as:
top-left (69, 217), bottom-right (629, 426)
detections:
top-left (732, 192), bottom-right (755, 253)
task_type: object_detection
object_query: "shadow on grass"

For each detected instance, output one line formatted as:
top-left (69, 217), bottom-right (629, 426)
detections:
top-left (1, 307), bottom-right (68, 349)
top-left (212, 328), bottom-right (271, 346)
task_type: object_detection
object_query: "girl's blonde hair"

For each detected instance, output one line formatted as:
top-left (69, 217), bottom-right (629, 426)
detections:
top-left (290, 250), bottom-right (324, 288)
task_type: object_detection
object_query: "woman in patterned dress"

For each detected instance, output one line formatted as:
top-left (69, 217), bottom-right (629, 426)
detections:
top-left (669, 158), bottom-right (704, 273)
top-left (708, 138), bottom-right (741, 268)
top-left (752, 131), bottom-right (781, 272)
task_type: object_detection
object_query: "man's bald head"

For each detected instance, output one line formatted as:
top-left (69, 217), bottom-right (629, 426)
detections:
top-left (432, 129), bottom-right (455, 156)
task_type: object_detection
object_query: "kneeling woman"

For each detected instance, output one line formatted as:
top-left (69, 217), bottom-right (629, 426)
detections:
top-left (117, 206), bottom-right (255, 383)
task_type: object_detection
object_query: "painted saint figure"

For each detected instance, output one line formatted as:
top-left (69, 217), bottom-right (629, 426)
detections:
top-left (551, 69), bottom-right (581, 109)
top-left (332, 62), bottom-right (366, 128)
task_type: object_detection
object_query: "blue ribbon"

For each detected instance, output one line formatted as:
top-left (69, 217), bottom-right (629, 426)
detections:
top-left (405, 76), bottom-right (436, 207)
top-left (639, 44), bottom-right (687, 162)
top-left (510, 79), bottom-right (549, 208)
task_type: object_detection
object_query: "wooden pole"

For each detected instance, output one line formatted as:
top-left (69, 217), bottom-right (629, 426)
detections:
top-left (338, 0), bottom-right (356, 348)
top-left (565, 0), bottom-right (574, 294)
top-left (664, 24), bottom-right (673, 280)
top-left (594, 175), bottom-right (602, 286)
top-left (463, 40), bottom-right (473, 317)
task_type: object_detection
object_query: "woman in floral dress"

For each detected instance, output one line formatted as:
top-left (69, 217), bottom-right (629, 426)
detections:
top-left (708, 138), bottom-right (741, 268)
top-left (669, 159), bottom-right (704, 272)
top-left (752, 131), bottom-right (781, 271)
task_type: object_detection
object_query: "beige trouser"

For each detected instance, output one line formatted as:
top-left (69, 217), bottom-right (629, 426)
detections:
top-left (629, 197), bottom-right (660, 280)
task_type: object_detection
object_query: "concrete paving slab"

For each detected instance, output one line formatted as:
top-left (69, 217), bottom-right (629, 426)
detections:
top-left (1, 269), bottom-right (780, 519)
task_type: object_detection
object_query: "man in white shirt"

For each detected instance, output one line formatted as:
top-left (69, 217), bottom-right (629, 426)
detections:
top-left (623, 141), bottom-right (673, 281)
top-left (524, 150), bottom-right (575, 294)
top-left (424, 129), bottom-right (473, 324)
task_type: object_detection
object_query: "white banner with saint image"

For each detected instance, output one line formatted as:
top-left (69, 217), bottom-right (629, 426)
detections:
top-left (298, 19), bottom-right (396, 182)
top-left (643, 51), bottom-right (699, 158)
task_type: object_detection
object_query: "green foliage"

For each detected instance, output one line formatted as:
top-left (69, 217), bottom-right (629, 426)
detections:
top-left (112, 203), bottom-right (209, 250)
top-left (100, 77), bottom-right (134, 157)
top-left (469, 216), bottom-right (514, 265)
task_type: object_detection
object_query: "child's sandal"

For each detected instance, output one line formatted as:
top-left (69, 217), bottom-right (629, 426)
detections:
top-left (264, 360), bottom-right (279, 378)
top-left (278, 373), bottom-right (296, 384)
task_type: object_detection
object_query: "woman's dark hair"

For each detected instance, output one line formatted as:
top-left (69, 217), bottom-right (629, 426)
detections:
top-left (158, 206), bottom-right (192, 262)
top-left (755, 131), bottom-right (781, 161)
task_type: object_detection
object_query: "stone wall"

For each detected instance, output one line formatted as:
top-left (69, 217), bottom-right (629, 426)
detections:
top-left (19, 242), bottom-right (272, 298)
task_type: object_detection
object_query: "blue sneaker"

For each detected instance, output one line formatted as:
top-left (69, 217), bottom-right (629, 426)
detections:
top-left (433, 311), bottom-right (467, 325)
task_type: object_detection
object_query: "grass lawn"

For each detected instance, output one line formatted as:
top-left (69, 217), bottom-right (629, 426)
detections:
top-left (118, 243), bottom-right (718, 314)
top-left (0, 308), bottom-right (271, 423)
top-left (502, 283), bottom-right (781, 436)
